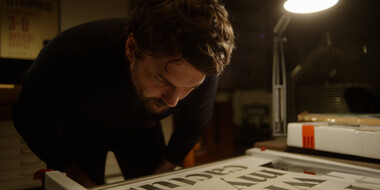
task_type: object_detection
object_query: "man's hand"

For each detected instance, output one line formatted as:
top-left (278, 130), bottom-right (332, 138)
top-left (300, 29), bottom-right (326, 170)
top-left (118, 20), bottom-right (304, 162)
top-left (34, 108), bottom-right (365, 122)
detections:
top-left (155, 158), bottom-right (176, 174)
top-left (65, 162), bottom-right (97, 188)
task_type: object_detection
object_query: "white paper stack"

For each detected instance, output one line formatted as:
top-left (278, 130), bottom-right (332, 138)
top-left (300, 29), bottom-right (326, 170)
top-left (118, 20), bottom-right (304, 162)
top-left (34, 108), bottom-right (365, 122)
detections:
top-left (287, 122), bottom-right (380, 159)
top-left (0, 120), bottom-right (46, 189)
top-left (297, 112), bottom-right (380, 126)
top-left (47, 148), bottom-right (380, 190)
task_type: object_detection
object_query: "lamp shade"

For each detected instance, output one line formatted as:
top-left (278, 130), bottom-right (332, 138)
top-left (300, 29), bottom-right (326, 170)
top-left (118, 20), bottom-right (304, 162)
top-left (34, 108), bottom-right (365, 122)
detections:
top-left (284, 0), bottom-right (339, 14)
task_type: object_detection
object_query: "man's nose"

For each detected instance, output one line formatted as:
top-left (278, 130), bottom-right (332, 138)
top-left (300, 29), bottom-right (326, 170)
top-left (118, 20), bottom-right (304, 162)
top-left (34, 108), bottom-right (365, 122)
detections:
top-left (162, 88), bottom-right (180, 108)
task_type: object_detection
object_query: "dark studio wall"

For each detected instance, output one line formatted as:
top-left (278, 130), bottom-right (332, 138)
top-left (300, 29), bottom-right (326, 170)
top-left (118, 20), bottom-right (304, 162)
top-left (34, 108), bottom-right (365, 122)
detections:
top-left (1, 0), bottom-right (380, 115)
top-left (0, 58), bottom-right (32, 84)
top-left (221, 0), bottom-right (380, 123)
top-left (285, 0), bottom-right (380, 85)
top-left (222, 0), bottom-right (380, 88)
top-left (283, 0), bottom-right (380, 119)
top-left (219, 0), bottom-right (280, 90)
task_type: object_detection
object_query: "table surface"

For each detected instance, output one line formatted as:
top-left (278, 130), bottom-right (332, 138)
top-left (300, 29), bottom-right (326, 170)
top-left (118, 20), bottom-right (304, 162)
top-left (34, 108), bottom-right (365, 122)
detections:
top-left (254, 137), bottom-right (380, 170)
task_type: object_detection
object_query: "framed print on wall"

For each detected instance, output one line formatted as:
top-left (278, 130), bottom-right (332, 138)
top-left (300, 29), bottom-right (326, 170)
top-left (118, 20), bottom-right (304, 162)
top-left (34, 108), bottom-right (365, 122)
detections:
top-left (0, 0), bottom-right (59, 60)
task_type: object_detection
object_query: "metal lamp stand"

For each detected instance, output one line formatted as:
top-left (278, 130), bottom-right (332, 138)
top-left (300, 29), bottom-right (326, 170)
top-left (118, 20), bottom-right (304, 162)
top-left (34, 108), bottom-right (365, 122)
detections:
top-left (272, 15), bottom-right (291, 137)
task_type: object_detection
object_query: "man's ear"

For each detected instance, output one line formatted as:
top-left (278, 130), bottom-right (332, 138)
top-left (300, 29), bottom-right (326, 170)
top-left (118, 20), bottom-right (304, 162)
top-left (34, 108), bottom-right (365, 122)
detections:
top-left (126, 35), bottom-right (137, 63)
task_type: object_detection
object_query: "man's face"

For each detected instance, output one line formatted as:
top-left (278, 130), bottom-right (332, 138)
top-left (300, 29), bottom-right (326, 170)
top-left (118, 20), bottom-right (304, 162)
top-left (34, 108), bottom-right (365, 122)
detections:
top-left (127, 38), bottom-right (206, 114)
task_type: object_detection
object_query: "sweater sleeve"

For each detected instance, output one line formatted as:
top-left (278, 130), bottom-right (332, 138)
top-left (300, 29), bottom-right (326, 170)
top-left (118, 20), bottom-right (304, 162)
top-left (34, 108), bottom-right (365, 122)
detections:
top-left (13, 18), bottom-right (128, 171)
top-left (164, 76), bottom-right (218, 165)
top-left (12, 35), bottom-right (78, 171)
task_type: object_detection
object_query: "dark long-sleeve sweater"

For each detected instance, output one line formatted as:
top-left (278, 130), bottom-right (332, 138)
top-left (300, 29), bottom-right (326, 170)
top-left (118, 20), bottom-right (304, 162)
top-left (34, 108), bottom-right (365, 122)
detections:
top-left (12, 18), bottom-right (217, 170)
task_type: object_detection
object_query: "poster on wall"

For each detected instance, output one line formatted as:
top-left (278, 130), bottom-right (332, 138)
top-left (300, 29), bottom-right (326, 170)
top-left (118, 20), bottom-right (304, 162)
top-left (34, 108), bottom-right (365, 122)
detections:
top-left (0, 0), bottom-right (59, 60)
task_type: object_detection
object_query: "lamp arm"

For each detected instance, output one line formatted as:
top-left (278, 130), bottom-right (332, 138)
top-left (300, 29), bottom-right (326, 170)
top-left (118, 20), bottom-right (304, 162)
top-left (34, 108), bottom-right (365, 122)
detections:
top-left (274, 15), bottom-right (292, 36)
top-left (272, 14), bottom-right (292, 136)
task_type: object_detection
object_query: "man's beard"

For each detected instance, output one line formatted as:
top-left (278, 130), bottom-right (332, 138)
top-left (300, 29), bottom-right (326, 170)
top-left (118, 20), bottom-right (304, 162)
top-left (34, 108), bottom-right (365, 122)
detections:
top-left (133, 82), bottom-right (169, 114)
top-left (141, 97), bottom-right (170, 114)
top-left (130, 65), bottom-right (169, 114)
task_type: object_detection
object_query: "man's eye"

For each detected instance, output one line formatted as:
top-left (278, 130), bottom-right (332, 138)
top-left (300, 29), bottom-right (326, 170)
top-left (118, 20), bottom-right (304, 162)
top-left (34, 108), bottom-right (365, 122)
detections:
top-left (155, 74), bottom-right (167, 84)
top-left (156, 76), bottom-right (164, 82)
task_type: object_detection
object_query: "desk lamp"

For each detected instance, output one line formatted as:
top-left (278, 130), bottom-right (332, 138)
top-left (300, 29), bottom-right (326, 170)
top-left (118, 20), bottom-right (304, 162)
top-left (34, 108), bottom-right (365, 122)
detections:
top-left (272, 0), bottom-right (339, 136)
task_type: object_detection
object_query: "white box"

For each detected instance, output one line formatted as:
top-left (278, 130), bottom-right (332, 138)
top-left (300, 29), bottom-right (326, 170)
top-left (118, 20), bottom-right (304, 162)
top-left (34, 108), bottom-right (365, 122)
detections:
top-left (287, 122), bottom-right (380, 159)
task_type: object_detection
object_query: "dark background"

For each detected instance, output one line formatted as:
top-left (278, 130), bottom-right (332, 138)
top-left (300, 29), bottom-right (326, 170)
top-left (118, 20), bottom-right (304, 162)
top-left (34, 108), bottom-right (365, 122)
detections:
top-left (1, 0), bottom-right (380, 159)
top-left (222, 0), bottom-right (380, 121)
top-left (218, 0), bottom-right (380, 89)
top-left (2, 0), bottom-right (379, 93)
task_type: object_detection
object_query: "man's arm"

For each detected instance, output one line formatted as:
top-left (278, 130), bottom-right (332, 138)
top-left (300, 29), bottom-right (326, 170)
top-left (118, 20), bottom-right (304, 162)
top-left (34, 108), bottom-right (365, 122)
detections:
top-left (164, 76), bottom-right (218, 165)
top-left (155, 158), bottom-right (176, 174)
top-left (65, 162), bottom-right (97, 188)
top-left (12, 34), bottom-right (79, 172)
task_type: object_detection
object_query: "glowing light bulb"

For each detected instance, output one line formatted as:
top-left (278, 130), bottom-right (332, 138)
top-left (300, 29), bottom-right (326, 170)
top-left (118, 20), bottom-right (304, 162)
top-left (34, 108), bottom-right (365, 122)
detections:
top-left (284, 0), bottom-right (339, 14)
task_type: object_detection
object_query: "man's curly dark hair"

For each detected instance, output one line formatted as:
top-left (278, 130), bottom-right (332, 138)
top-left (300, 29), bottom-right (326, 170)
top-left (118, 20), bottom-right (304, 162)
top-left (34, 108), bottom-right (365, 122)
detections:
top-left (126, 0), bottom-right (235, 76)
